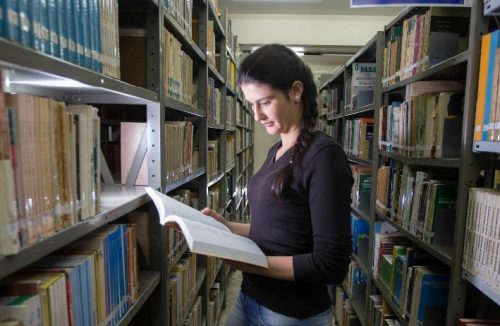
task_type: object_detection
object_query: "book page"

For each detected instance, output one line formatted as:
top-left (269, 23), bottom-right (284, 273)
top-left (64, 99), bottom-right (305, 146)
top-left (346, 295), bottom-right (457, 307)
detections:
top-left (165, 215), bottom-right (267, 268)
top-left (145, 187), bottom-right (229, 232)
top-left (146, 187), bottom-right (267, 267)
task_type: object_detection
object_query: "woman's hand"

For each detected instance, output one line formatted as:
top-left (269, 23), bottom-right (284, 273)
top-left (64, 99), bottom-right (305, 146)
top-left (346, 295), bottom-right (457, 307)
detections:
top-left (200, 207), bottom-right (228, 227)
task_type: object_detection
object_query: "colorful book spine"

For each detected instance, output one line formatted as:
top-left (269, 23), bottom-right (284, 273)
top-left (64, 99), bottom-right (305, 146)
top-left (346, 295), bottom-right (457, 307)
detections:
top-left (28, 0), bottom-right (41, 51)
top-left (46, 0), bottom-right (59, 58)
top-left (64, 0), bottom-right (76, 64)
top-left (482, 30), bottom-right (500, 141)
top-left (79, 0), bottom-right (91, 69)
top-left (2, 0), bottom-right (20, 42)
top-left (55, 0), bottom-right (68, 61)
top-left (18, 0), bottom-right (30, 47)
top-left (73, 0), bottom-right (84, 66)
top-left (39, 0), bottom-right (50, 54)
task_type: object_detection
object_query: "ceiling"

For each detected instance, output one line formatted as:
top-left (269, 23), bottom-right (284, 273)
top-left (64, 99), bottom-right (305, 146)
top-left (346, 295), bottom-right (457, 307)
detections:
top-left (221, 0), bottom-right (402, 79)
top-left (220, 0), bottom-right (402, 15)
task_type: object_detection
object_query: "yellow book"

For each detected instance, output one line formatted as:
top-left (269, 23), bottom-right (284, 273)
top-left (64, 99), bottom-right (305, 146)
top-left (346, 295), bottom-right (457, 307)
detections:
top-left (474, 33), bottom-right (492, 141)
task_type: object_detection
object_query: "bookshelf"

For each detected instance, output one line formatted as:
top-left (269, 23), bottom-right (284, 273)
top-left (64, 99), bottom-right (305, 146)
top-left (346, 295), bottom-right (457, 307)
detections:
top-left (324, 2), bottom-right (499, 326)
top-left (0, 0), bottom-right (252, 325)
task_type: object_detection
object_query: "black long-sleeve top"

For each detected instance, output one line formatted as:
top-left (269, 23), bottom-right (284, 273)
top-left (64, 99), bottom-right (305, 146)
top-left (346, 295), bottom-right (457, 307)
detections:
top-left (242, 131), bottom-right (353, 319)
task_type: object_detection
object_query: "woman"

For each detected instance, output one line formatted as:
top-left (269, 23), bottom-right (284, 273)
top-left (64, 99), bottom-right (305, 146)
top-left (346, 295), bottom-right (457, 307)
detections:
top-left (202, 44), bottom-right (353, 325)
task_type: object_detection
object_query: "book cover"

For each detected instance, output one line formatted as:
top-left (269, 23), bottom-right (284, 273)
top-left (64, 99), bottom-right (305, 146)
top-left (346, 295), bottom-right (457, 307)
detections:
top-left (425, 182), bottom-right (457, 246)
top-left (409, 267), bottom-right (449, 326)
top-left (39, 0), bottom-right (50, 54)
top-left (146, 187), bottom-right (268, 268)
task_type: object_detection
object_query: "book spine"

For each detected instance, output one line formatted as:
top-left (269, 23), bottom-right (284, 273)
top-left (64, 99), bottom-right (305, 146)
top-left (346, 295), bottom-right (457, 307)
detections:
top-left (482, 31), bottom-right (500, 141)
top-left (46, 0), bottom-right (59, 58)
top-left (18, 0), bottom-right (30, 47)
top-left (2, 0), bottom-right (20, 42)
top-left (39, 0), bottom-right (50, 55)
top-left (28, 0), bottom-right (41, 52)
top-left (55, 0), bottom-right (68, 61)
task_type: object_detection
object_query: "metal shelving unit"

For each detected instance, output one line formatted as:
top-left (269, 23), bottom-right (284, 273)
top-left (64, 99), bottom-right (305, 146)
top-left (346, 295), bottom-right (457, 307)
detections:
top-left (0, 0), bottom-right (253, 325)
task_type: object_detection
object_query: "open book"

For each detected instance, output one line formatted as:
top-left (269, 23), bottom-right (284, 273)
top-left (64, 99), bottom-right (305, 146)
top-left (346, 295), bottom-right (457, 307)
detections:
top-left (145, 187), bottom-right (268, 268)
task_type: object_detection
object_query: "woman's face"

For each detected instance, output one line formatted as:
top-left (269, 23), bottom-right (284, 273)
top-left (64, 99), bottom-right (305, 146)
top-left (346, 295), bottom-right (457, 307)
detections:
top-left (241, 82), bottom-right (303, 136)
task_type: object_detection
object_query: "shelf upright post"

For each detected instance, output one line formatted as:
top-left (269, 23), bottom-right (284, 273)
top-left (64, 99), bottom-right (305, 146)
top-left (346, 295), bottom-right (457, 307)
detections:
top-left (365, 30), bottom-right (385, 326)
top-left (447, 1), bottom-right (490, 325)
top-left (196, 0), bottom-right (210, 319)
top-left (146, 3), bottom-right (167, 326)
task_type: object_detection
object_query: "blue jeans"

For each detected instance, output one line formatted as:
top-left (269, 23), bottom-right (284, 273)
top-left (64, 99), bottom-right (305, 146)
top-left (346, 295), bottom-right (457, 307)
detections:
top-left (224, 292), bottom-right (333, 326)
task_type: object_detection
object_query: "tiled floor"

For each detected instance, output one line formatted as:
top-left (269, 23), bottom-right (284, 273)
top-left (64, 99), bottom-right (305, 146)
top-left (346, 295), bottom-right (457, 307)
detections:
top-left (218, 270), bottom-right (242, 325)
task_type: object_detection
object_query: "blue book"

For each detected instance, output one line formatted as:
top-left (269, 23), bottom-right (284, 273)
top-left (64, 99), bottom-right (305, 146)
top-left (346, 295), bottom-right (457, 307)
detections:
top-left (18, 0), bottom-right (30, 46)
top-left (28, 0), bottom-right (41, 51)
top-left (0, 0), bottom-right (3, 36)
top-left (72, 0), bottom-right (83, 66)
top-left (91, 0), bottom-right (102, 72)
top-left (65, 0), bottom-right (76, 63)
top-left (55, 0), bottom-right (68, 61)
top-left (351, 213), bottom-right (369, 254)
top-left (39, 0), bottom-right (50, 54)
top-left (31, 256), bottom-right (86, 326)
top-left (482, 30), bottom-right (500, 140)
top-left (46, 0), bottom-right (59, 57)
top-left (2, 0), bottom-right (20, 42)
top-left (79, 0), bottom-right (92, 68)
top-left (413, 268), bottom-right (449, 326)
top-left (118, 224), bottom-right (129, 315)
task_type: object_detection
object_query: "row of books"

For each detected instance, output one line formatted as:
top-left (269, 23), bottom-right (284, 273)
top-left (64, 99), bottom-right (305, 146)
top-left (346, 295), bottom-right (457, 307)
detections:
top-left (166, 189), bottom-right (199, 264)
top-left (226, 133), bottom-right (236, 168)
top-left (0, 223), bottom-right (139, 326)
top-left (0, 85), bottom-right (101, 255)
top-left (342, 117), bottom-right (374, 161)
top-left (208, 78), bottom-right (222, 125)
top-left (378, 81), bottom-right (464, 159)
top-left (207, 139), bottom-right (219, 181)
top-left (120, 120), bottom-right (195, 185)
top-left (235, 127), bottom-right (252, 152)
top-left (207, 282), bottom-right (222, 326)
top-left (333, 285), bottom-right (361, 326)
top-left (207, 20), bottom-right (217, 68)
top-left (463, 187), bottom-right (500, 295)
top-left (382, 7), bottom-right (469, 86)
top-left (372, 223), bottom-right (450, 326)
top-left (376, 164), bottom-right (458, 246)
top-left (164, 28), bottom-right (197, 106)
top-left (169, 252), bottom-right (198, 326)
top-left (319, 86), bottom-right (342, 118)
top-left (236, 101), bottom-right (251, 127)
top-left (164, 0), bottom-right (194, 40)
top-left (206, 257), bottom-right (222, 291)
top-left (0, 0), bottom-right (120, 78)
top-left (344, 261), bottom-right (367, 302)
top-left (367, 294), bottom-right (403, 326)
top-left (474, 29), bottom-right (500, 143)
top-left (226, 96), bottom-right (236, 126)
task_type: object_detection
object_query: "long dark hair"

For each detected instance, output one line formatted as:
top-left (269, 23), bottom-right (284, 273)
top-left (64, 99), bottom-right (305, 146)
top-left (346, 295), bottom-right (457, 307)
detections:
top-left (238, 44), bottom-right (318, 198)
